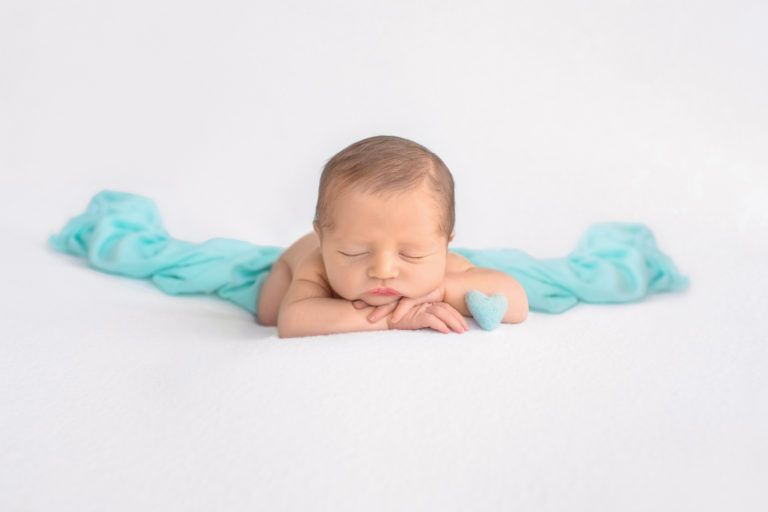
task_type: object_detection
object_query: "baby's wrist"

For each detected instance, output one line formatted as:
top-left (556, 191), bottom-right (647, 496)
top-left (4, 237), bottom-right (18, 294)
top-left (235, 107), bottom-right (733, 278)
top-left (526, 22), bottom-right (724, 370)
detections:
top-left (442, 272), bottom-right (472, 317)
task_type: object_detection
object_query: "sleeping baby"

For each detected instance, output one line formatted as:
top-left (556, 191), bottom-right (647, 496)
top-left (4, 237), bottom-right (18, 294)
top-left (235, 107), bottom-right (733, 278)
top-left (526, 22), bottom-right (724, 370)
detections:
top-left (256, 135), bottom-right (528, 338)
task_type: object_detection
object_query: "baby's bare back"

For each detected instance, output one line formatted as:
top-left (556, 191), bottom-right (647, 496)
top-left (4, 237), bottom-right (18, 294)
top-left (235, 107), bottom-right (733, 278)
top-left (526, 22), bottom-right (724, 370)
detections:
top-left (279, 231), bottom-right (322, 275)
top-left (256, 232), bottom-right (325, 326)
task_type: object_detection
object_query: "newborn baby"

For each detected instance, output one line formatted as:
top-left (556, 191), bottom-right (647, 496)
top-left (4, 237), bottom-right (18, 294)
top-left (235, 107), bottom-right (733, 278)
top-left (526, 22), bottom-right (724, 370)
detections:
top-left (256, 135), bottom-right (528, 338)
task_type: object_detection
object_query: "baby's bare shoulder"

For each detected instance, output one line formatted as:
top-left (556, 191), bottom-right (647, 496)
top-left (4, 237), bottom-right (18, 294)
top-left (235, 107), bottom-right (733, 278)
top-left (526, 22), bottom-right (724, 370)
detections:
top-left (280, 248), bottom-right (334, 307)
top-left (280, 231), bottom-right (320, 272)
top-left (447, 250), bottom-right (475, 273)
top-left (293, 247), bottom-right (328, 285)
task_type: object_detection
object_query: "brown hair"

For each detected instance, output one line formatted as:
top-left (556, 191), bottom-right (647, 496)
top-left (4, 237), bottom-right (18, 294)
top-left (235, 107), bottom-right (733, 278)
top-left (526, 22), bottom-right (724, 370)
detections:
top-left (313, 135), bottom-right (455, 241)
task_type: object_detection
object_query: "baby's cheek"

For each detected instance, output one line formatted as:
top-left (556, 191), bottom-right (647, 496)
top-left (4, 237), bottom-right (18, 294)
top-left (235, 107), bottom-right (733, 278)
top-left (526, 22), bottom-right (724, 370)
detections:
top-left (408, 269), bottom-right (443, 296)
top-left (323, 269), bottom-right (352, 299)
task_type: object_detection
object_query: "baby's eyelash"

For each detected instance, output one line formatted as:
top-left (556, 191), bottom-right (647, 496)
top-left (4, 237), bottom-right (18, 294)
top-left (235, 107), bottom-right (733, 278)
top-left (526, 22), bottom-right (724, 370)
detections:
top-left (338, 251), bottom-right (425, 259)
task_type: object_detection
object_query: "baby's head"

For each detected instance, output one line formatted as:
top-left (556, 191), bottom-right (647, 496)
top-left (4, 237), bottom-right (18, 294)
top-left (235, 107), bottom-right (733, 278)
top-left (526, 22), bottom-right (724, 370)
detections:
top-left (313, 135), bottom-right (456, 305)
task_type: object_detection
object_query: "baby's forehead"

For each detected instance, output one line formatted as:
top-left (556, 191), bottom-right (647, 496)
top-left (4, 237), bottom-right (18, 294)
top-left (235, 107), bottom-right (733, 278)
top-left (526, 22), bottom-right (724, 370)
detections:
top-left (331, 187), bottom-right (441, 216)
top-left (328, 224), bottom-right (443, 247)
top-left (323, 183), bottom-right (445, 234)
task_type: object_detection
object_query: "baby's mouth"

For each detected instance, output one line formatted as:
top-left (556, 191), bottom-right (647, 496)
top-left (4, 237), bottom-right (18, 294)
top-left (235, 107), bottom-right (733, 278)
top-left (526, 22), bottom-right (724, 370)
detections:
top-left (366, 287), bottom-right (400, 296)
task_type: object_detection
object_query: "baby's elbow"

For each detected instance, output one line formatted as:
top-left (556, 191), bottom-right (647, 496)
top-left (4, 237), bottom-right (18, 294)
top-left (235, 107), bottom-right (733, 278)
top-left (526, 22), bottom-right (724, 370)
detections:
top-left (277, 300), bottom-right (318, 338)
top-left (505, 305), bottom-right (528, 324)
top-left (277, 322), bottom-right (300, 339)
top-left (277, 321), bottom-right (305, 339)
top-left (505, 278), bottom-right (529, 324)
top-left (276, 306), bottom-right (298, 338)
top-left (517, 286), bottom-right (529, 323)
top-left (515, 304), bottom-right (529, 324)
top-left (276, 321), bottom-right (290, 338)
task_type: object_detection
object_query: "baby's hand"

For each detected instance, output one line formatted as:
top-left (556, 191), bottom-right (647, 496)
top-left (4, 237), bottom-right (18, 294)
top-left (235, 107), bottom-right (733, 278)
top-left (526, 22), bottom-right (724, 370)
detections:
top-left (364, 284), bottom-right (446, 325)
top-left (353, 284), bottom-right (469, 334)
top-left (352, 298), bottom-right (397, 315)
top-left (388, 301), bottom-right (469, 334)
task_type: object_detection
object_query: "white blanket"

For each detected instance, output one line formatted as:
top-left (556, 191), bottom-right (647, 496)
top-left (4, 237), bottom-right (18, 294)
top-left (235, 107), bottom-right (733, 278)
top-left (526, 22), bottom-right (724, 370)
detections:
top-left (2, 209), bottom-right (766, 510)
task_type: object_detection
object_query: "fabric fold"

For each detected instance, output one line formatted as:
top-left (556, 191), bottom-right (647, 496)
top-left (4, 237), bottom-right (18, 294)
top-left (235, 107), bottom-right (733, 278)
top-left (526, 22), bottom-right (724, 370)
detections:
top-left (48, 190), bottom-right (284, 314)
top-left (48, 190), bottom-right (690, 316)
top-left (451, 222), bottom-right (690, 314)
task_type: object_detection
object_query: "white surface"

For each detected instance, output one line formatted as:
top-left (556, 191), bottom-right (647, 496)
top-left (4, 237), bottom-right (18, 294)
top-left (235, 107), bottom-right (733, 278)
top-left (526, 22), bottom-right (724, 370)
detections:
top-left (2, 0), bottom-right (767, 510)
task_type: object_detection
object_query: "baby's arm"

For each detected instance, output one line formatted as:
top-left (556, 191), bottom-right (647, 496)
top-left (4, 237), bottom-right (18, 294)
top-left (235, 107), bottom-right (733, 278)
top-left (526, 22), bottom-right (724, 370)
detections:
top-left (443, 267), bottom-right (529, 324)
top-left (278, 284), bottom-right (390, 338)
top-left (277, 262), bottom-right (390, 338)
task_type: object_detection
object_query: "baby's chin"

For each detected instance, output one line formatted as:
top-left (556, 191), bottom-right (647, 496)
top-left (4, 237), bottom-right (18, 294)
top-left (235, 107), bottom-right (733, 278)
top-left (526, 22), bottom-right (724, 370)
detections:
top-left (358, 293), bottom-right (403, 305)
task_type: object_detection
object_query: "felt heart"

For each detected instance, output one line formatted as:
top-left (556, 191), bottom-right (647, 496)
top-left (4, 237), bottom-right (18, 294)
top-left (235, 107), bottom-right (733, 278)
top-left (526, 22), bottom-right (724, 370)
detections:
top-left (465, 290), bottom-right (508, 331)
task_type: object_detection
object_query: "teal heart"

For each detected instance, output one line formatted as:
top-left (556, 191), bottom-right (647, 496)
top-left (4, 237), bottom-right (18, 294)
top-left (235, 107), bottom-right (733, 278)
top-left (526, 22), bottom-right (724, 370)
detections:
top-left (465, 290), bottom-right (508, 331)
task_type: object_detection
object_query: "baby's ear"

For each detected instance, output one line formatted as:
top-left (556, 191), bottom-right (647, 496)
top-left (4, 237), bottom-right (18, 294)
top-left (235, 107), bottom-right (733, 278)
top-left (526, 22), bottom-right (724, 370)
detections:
top-left (448, 230), bottom-right (456, 243)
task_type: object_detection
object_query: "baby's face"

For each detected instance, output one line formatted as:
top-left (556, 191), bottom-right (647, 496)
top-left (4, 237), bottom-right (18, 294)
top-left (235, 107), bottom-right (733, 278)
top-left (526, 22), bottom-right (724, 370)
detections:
top-left (314, 184), bottom-right (454, 306)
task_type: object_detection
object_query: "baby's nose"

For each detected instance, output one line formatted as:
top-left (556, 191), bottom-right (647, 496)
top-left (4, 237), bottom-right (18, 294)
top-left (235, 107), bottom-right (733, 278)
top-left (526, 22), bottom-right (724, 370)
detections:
top-left (368, 254), bottom-right (399, 280)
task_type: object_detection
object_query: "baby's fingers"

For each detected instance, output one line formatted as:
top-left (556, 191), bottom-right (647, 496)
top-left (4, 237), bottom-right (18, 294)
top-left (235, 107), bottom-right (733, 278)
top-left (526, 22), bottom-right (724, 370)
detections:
top-left (433, 304), bottom-right (469, 333)
top-left (441, 303), bottom-right (470, 331)
top-left (391, 299), bottom-right (413, 324)
top-left (367, 300), bottom-right (398, 323)
top-left (427, 316), bottom-right (451, 334)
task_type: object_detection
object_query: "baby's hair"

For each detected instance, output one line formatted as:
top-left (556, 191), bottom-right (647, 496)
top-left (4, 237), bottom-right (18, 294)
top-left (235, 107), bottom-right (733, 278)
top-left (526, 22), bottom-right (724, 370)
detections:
top-left (313, 135), bottom-right (455, 241)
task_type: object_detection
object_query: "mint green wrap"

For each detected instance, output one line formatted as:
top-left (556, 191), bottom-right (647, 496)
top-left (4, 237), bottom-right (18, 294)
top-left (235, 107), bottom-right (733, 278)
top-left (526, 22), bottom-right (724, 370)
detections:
top-left (48, 190), bottom-right (690, 316)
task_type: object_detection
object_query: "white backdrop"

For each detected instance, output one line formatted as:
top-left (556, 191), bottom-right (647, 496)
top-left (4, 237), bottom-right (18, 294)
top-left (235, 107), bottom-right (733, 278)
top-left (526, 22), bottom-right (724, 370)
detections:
top-left (2, 1), bottom-right (767, 511)
top-left (3, 0), bottom-right (765, 255)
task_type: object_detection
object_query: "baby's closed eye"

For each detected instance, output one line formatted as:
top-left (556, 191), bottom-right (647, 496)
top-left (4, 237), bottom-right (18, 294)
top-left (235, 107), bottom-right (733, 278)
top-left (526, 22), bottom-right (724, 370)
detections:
top-left (338, 251), bottom-right (426, 260)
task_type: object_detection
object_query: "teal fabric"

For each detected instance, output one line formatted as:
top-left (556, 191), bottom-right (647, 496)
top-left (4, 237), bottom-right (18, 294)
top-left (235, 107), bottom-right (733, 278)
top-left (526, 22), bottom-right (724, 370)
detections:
top-left (450, 224), bottom-right (691, 314)
top-left (48, 190), bottom-right (690, 316)
top-left (48, 190), bottom-right (284, 314)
